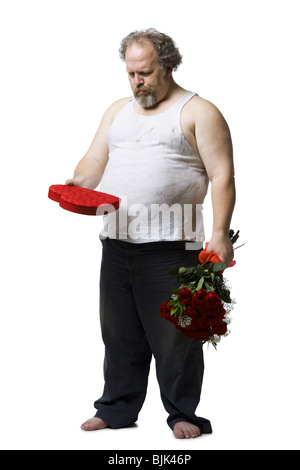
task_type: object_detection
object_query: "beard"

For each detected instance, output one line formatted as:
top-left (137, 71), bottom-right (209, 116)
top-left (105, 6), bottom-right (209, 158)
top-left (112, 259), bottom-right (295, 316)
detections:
top-left (134, 86), bottom-right (157, 108)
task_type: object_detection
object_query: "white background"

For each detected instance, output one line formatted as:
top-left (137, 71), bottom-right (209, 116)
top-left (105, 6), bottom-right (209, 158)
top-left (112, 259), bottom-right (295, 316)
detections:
top-left (1, 0), bottom-right (299, 450)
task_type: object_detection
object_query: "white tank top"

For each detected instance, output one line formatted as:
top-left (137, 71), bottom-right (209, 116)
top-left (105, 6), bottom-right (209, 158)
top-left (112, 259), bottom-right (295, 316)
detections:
top-left (99, 91), bottom-right (209, 243)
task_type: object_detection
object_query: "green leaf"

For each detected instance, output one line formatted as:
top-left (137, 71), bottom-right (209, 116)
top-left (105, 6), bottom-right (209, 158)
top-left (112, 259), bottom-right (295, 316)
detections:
top-left (178, 267), bottom-right (187, 274)
top-left (168, 265), bottom-right (180, 276)
top-left (216, 286), bottom-right (231, 303)
top-left (171, 288), bottom-right (181, 295)
top-left (204, 281), bottom-right (215, 292)
top-left (196, 277), bottom-right (205, 290)
top-left (171, 304), bottom-right (183, 317)
top-left (213, 262), bottom-right (227, 273)
top-left (196, 265), bottom-right (206, 275)
top-left (171, 305), bottom-right (179, 316)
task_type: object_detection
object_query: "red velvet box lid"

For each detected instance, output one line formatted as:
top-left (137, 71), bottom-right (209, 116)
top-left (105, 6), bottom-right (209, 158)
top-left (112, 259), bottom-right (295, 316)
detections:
top-left (48, 184), bottom-right (120, 216)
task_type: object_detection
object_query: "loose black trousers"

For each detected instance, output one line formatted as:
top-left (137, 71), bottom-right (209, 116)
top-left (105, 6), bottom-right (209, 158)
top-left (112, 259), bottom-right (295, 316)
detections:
top-left (94, 238), bottom-right (212, 434)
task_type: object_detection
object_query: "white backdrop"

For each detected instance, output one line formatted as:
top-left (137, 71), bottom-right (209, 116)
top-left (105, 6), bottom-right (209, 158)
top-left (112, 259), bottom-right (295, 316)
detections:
top-left (1, 0), bottom-right (299, 450)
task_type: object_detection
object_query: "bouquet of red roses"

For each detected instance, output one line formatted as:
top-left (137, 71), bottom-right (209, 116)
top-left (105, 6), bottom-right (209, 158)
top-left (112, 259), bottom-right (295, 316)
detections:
top-left (160, 230), bottom-right (240, 348)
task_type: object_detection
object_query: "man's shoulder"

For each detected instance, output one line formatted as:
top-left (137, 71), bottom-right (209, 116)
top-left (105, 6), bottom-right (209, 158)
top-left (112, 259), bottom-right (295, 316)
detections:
top-left (187, 94), bottom-right (221, 116)
top-left (101, 96), bottom-right (132, 126)
top-left (185, 94), bottom-right (228, 128)
top-left (106, 96), bottom-right (132, 115)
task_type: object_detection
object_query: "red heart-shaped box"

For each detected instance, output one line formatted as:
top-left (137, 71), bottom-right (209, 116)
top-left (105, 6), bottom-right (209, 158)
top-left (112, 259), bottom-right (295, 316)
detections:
top-left (48, 184), bottom-right (120, 216)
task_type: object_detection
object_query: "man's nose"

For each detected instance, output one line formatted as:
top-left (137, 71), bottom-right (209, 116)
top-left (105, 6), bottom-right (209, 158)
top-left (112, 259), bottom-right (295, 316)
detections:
top-left (134, 74), bottom-right (144, 86)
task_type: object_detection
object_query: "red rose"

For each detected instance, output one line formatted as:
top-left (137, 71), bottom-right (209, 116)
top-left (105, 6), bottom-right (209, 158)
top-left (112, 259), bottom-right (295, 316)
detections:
top-left (209, 307), bottom-right (226, 325)
top-left (191, 289), bottom-right (207, 310)
top-left (185, 306), bottom-right (198, 319)
top-left (204, 292), bottom-right (223, 310)
top-left (177, 287), bottom-right (193, 304)
top-left (188, 305), bottom-right (211, 329)
top-left (197, 317), bottom-right (211, 329)
top-left (160, 301), bottom-right (177, 325)
top-left (181, 327), bottom-right (211, 341)
top-left (211, 322), bottom-right (228, 336)
top-left (200, 292), bottom-right (223, 317)
top-left (160, 301), bottom-right (171, 318)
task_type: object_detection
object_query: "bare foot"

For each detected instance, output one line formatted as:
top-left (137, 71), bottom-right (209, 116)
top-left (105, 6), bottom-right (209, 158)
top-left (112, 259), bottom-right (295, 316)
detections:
top-left (81, 417), bottom-right (108, 431)
top-left (173, 421), bottom-right (201, 439)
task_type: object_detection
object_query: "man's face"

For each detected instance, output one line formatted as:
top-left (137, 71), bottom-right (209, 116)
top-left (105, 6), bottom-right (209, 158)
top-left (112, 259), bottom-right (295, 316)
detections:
top-left (125, 42), bottom-right (171, 108)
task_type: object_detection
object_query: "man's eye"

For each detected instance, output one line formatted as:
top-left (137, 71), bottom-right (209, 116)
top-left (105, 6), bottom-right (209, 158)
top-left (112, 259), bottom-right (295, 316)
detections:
top-left (127, 71), bottom-right (152, 78)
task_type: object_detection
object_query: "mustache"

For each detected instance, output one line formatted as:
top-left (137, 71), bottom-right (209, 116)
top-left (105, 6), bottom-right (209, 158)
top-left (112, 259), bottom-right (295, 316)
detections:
top-left (134, 85), bottom-right (152, 94)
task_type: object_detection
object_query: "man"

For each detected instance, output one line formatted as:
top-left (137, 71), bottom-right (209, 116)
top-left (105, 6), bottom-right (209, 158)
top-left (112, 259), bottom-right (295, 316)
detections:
top-left (66, 29), bottom-right (235, 439)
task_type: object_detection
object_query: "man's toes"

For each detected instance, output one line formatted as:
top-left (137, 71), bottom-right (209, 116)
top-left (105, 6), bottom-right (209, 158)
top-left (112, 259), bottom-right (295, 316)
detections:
top-left (81, 417), bottom-right (107, 431)
top-left (174, 431), bottom-right (185, 439)
top-left (81, 419), bottom-right (94, 430)
top-left (191, 429), bottom-right (201, 438)
top-left (173, 422), bottom-right (201, 439)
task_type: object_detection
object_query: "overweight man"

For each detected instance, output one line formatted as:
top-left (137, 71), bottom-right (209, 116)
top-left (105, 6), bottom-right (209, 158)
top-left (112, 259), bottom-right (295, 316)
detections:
top-left (66, 29), bottom-right (235, 439)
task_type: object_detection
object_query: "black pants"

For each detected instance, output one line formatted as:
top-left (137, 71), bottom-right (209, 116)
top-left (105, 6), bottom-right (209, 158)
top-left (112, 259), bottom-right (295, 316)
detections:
top-left (94, 238), bottom-right (212, 434)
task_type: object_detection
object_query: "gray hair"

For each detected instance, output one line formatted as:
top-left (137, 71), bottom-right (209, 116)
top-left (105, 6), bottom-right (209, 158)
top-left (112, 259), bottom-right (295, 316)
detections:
top-left (119, 28), bottom-right (183, 72)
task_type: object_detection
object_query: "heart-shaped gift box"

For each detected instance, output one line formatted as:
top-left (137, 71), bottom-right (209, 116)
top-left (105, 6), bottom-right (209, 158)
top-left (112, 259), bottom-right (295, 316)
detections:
top-left (48, 184), bottom-right (120, 216)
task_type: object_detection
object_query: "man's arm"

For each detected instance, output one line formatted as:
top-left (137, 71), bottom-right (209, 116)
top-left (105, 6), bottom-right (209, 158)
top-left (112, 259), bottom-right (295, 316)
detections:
top-left (66, 97), bottom-right (131, 189)
top-left (195, 99), bottom-right (236, 265)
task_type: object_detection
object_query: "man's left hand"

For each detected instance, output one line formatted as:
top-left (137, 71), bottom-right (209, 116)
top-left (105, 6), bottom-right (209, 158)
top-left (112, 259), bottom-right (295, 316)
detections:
top-left (206, 231), bottom-right (234, 266)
